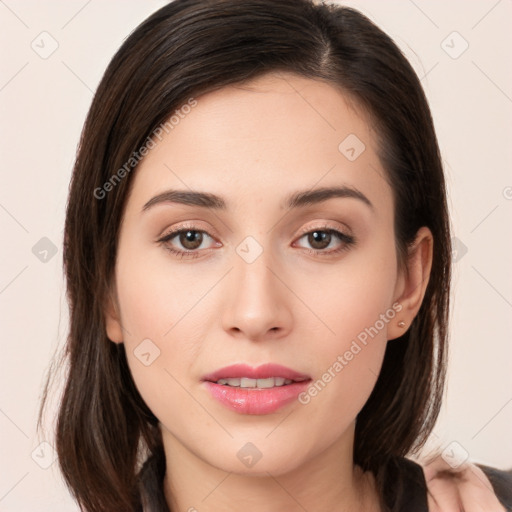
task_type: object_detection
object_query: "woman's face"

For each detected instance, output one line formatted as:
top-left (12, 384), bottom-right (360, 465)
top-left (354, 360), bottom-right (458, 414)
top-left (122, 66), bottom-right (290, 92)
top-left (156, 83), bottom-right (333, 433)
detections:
top-left (105, 72), bottom-right (421, 475)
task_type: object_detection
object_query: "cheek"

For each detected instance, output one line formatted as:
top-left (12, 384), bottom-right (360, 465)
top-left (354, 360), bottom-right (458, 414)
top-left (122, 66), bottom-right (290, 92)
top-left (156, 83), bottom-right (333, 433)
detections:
top-left (302, 237), bottom-right (398, 351)
top-left (293, 300), bottom-right (393, 458)
top-left (115, 238), bottom-right (218, 348)
top-left (294, 237), bottom-right (398, 423)
top-left (113, 243), bottom-right (213, 423)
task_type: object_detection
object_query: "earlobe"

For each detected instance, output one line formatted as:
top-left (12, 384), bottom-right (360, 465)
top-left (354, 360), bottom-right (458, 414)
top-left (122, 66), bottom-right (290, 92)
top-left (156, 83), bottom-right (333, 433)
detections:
top-left (388, 227), bottom-right (433, 341)
top-left (104, 288), bottom-right (124, 344)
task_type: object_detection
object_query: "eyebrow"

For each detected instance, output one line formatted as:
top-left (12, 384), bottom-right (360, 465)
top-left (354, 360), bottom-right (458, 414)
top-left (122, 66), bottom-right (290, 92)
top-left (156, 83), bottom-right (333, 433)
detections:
top-left (141, 185), bottom-right (373, 212)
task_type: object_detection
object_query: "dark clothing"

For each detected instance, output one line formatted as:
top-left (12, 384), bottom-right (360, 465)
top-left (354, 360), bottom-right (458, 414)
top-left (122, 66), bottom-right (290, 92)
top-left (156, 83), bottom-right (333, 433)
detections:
top-left (137, 452), bottom-right (512, 511)
top-left (477, 463), bottom-right (512, 512)
top-left (387, 457), bottom-right (512, 511)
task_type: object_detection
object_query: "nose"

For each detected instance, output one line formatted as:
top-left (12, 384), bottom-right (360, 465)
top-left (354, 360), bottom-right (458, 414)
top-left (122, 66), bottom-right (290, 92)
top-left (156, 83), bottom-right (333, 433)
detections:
top-left (221, 244), bottom-right (293, 342)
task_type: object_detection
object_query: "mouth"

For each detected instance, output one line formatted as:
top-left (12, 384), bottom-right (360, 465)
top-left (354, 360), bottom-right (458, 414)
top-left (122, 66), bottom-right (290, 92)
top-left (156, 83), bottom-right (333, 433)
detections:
top-left (201, 363), bottom-right (312, 415)
top-left (201, 362), bottom-right (311, 384)
top-left (214, 376), bottom-right (301, 388)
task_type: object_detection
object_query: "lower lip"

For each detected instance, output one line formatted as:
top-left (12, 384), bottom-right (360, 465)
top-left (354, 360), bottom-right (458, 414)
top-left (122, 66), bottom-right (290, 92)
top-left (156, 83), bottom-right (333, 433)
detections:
top-left (203, 380), bottom-right (311, 415)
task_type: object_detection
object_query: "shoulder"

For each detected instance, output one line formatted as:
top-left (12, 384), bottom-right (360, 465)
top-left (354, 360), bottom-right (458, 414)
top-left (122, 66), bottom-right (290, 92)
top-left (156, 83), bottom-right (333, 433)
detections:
top-left (477, 463), bottom-right (512, 511)
top-left (417, 455), bottom-right (512, 512)
top-left (386, 457), bottom-right (512, 512)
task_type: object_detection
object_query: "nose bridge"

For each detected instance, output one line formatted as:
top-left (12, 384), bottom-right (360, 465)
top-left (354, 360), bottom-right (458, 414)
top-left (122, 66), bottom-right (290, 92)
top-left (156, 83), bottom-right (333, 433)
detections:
top-left (235, 238), bottom-right (275, 294)
top-left (221, 235), bottom-right (292, 339)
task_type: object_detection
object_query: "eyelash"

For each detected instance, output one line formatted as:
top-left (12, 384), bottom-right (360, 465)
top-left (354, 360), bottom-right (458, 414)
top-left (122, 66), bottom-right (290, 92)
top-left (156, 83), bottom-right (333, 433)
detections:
top-left (157, 223), bottom-right (356, 259)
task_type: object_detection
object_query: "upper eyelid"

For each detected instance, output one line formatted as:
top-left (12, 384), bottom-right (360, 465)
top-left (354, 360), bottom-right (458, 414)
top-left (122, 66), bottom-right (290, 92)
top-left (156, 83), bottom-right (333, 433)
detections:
top-left (296, 221), bottom-right (351, 236)
top-left (159, 221), bottom-right (217, 239)
top-left (159, 223), bottom-right (352, 249)
top-left (160, 221), bottom-right (350, 238)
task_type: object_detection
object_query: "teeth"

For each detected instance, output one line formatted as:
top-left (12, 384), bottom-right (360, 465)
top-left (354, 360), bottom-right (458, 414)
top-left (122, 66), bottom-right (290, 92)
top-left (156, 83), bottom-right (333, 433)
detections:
top-left (272, 377), bottom-right (286, 387)
top-left (217, 378), bottom-right (240, 387)
top-left (216, 377), bottom-right (294, 388)
top-left (241, 377), bottom-right (257, 388)
top-left (256, 377), bottom-right (278, 388)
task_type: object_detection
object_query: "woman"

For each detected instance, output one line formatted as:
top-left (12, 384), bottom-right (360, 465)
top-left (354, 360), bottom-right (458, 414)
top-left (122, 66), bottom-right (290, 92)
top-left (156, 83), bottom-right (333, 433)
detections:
top-left (39, 0), bottom-right (511, 510)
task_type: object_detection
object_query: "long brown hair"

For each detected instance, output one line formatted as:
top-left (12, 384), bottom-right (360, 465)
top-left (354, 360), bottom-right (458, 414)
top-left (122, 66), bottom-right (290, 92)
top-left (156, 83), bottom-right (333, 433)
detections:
top-left (39, 1), bottom-right (451, 510)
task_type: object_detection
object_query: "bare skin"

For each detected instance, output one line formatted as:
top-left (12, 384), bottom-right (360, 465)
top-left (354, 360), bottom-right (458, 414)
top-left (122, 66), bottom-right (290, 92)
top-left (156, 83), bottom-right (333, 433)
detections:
top-left (104, 71), bottom-right (502, 511)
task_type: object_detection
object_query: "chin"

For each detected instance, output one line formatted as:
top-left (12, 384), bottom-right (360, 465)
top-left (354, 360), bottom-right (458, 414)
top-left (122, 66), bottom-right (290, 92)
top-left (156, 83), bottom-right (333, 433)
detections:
top-left (195, 436), bottom-right (307, 477)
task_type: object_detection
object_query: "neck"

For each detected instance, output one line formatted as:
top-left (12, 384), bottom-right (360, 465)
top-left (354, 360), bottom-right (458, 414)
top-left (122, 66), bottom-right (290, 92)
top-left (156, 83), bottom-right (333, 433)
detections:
top-left (161, 423), bottom-right (380, 512)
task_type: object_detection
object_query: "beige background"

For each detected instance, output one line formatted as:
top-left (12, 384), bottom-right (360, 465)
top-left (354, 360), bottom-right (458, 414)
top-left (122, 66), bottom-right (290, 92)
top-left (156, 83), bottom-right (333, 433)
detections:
top-left (1, 0), bottom-right (511, 510)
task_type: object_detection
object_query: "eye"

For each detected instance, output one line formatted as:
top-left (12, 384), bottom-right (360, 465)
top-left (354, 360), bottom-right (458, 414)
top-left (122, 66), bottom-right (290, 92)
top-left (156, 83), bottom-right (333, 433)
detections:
top-left (294, 226), bottom-right (355, 256)
top-left (157, 226), bottom-right (219, 259)
top-left (157, 224), bottom-right (355, 259)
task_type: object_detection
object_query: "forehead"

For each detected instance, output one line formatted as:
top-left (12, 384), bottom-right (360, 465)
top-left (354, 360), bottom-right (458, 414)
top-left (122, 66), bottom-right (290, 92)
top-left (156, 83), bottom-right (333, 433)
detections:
top-left (126, 72), bottom-right (390, 216)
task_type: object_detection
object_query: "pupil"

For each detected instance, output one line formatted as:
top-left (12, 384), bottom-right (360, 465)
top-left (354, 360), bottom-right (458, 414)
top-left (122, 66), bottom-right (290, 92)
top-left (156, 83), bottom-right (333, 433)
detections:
top-left (181, 230), bottom-right (202, 249)
top-left (309, 231), bottom-right (330, 249)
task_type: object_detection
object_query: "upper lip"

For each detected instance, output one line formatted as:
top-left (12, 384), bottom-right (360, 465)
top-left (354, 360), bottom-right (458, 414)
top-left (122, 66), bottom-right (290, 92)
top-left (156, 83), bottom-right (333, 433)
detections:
top-left (202, 363), bottom-right (311, 383)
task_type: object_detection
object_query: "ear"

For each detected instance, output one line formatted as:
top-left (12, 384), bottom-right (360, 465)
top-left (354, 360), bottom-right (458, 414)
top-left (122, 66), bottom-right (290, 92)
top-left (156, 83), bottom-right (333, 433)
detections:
top-left (104, 285), bottom-right (124, 344)
top-left (388, 226), bottom-right (433, 341)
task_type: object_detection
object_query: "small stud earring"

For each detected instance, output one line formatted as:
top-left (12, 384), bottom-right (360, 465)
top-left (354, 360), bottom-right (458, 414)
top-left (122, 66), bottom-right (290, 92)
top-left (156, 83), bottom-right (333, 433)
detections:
top-left (397, 321), bottom-right (406, 328)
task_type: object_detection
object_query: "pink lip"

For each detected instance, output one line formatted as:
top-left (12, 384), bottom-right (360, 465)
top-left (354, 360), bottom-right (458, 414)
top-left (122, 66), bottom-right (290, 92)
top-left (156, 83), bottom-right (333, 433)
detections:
top-left (201, 363), bottom-right (310, 382)
top-left (201, 363), bottom-right (311, 415)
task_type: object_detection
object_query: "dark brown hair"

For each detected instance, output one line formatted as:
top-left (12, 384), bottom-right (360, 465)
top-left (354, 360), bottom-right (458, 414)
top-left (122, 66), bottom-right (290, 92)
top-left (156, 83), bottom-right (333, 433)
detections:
top-left (40, 1), bottom-right (451, 510)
